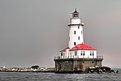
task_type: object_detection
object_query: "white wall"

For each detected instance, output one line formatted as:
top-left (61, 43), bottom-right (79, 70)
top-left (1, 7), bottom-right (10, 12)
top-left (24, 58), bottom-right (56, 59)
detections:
top-left (69, 18), bottom-right (84, 49)
top-left (60, 50), bottom-right (97, 59)
top-left (70, 18), bottom-right (81, 24)
top-left (77, 50), bottom-right (97, 58)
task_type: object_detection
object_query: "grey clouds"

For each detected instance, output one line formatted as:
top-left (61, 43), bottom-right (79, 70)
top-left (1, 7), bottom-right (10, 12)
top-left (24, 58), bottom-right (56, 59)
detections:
top-left (0, 0), bottom-right (121, 68)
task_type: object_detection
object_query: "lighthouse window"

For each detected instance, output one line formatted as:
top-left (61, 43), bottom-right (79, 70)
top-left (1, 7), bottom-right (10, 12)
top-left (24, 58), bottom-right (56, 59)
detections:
top-left (92, 51), bottom-right (94, 55)
top-left (78, 26), bottom-right (80, 29)
top-left (75, 51), bottom-right (77, 56)
top-left (61, 53), bottom-right (63, 56)
top-left (78, 36), bottom-right (80, 40)
top-left (83, 51), bottom-right (85, 56)
top-left (74, 14), bottom-right (78, 17)
top-left (81, 31), bottom-right (83, 34)
top-left (81, 51), bottom-right (83, 55)
top-left (90, 51), bottom-right (94, 56)
top-left (74, 42), bottom-right (76, 45)
top-left (74, 31), bottom-right (76, 34)
top-left (90, 54), bottom-right (94, 56)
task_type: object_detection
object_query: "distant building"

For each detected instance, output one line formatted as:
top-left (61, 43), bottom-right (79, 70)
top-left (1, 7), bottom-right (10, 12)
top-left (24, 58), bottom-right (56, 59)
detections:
top-left (54, 10), bottom-right (103, 72)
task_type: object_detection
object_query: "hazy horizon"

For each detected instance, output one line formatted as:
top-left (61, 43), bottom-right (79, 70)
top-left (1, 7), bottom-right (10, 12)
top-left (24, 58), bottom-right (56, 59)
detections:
top-left (0, 0), bottom-right (121, 68)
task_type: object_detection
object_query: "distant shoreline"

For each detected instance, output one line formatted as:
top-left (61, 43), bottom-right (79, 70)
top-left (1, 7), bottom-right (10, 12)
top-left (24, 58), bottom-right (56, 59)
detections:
top-left (0, 71), bottom-right (55, 73)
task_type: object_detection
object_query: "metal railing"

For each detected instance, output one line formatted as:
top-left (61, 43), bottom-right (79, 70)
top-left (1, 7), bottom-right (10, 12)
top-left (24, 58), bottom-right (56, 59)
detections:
top-left (54, 55), bottom-right (103, 60)
top-left (97, 56), bottom-right (103, 59)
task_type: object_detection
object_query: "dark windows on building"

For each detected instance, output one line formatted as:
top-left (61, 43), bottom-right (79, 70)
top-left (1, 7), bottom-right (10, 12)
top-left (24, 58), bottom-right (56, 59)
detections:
top-left (74, 31), bottom-right (76, 34)
top-left (61, 52), bottom-right (63, 56)
top-left (81, 51), bottom-right (85, 56)
top-left (74, 14), bottom-right (78, 17)
top-left (83, 53), bottom-right (85, 56)
top-left (90, 51), bottom-right (94, 56)
top-left (75, 51), bottom-right (77, 56)
top-left (83, 51), bottom-right (85, 56)
top-left (90, 54), bottom-right (94, 56)
top-left (78, 36), bottom-right (80, 40)
top-left (78, 26), bottom-right (80, 29)
top-left (81, 31), bottom-right (83, 34)
top-left (74, 42), bottom-right (76, 45)
top-left (81, 51), bottom-right (83, 55)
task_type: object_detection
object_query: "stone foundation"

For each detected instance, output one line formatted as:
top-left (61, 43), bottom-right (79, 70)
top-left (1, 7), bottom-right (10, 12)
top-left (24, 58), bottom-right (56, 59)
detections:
top-left (54, 58), bottom-right (103, 73)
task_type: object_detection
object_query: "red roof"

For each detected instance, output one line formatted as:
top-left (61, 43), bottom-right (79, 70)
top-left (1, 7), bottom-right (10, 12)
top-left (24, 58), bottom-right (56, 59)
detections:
top-left (69, 43), bottom-right (96, 51)
top-left (60, 47), bottom-right (69, 52)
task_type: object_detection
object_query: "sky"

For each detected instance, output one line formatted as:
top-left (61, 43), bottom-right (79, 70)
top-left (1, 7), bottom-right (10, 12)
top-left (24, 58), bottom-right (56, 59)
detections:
top-left (0, 0), bottom-right (121, 68)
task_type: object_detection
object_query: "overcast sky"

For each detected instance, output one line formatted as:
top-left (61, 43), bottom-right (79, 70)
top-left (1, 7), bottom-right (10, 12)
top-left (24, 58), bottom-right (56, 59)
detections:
top-left (0, 0), bottom-right (121, 68)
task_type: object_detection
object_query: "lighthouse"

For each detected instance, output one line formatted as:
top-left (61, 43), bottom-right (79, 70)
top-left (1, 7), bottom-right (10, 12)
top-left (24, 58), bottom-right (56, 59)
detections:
top-left (68, 9), bottom-right (84, 48)
top-left (54, 10), bottom-right (103, 73)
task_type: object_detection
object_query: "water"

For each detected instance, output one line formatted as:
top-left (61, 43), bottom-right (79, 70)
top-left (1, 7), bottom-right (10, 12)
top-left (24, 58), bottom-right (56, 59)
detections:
top-left (0, 69), bottom-right (121, 81)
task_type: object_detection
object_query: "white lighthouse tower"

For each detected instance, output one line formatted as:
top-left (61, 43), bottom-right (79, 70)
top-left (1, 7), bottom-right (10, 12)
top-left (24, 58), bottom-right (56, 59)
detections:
top-left (68, 9), bottom-right (84, 49)
top-left (54, 10), bottom-right (103, 72)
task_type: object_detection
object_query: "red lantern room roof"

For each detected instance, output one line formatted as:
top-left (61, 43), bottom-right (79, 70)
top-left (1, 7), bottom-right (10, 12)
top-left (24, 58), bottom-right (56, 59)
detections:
top-left (70, 43), bottom-right (96, 51)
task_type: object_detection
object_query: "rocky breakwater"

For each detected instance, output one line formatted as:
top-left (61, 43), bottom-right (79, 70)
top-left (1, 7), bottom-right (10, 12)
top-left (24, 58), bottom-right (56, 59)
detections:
top-left (87, 66), bottom-right (119, 73)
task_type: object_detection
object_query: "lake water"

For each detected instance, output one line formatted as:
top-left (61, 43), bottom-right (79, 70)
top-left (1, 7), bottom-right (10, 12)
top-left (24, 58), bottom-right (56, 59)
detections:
top-left (0, 69), bottom-right (121, 81)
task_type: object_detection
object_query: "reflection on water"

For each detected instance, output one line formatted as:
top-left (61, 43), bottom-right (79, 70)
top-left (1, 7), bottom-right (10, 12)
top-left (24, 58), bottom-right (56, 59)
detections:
top-left (0, 69), bottom-right (121, 81)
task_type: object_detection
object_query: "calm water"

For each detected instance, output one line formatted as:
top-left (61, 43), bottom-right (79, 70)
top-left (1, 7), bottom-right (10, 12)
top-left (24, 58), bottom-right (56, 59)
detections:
top-left (0, 69), bottom-right (121, 81)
